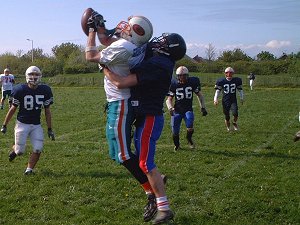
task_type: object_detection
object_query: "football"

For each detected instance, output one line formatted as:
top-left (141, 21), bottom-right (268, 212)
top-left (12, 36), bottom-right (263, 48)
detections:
top-left (81, 8), bottom-right (94, 36)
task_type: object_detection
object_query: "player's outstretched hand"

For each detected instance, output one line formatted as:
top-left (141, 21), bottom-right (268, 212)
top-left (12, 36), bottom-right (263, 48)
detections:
top-left (201, 108), bottom-right (208, 116)
top-left (1, 125), bottom-right (7, 134)
top-left (48, 128), bottom-right (55, 141)
top-left (87, 10), bottom-right (106, 31)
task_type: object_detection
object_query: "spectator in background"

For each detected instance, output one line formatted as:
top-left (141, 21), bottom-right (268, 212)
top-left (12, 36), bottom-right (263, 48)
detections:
top-left (248, 72), bottom-right (256, 90)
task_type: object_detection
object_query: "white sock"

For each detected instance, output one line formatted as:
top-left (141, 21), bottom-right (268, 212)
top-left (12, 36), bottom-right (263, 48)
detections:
top-left (156, 196), bottom-right (170, 211)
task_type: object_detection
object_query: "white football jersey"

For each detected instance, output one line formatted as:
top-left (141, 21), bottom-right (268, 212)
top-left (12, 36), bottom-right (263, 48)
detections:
top-left (99, 39), bottom-right (144, 102)
top-left (0, 74), bottom-right (14, 91)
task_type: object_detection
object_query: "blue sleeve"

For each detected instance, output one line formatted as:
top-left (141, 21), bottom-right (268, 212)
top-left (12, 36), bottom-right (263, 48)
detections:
top-left (191, 77), bottom-right (201, 93)
top-left (167, 79), bottom-right (177, 96)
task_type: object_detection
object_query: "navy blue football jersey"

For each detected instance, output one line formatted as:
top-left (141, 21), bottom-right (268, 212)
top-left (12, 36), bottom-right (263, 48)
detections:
top-left (215, 77), bottom-right (242, 105)
top-left (168, 77), bottom-right (201, 114)
top-left (130, 55), bottom-right (175, 115)
top-left (11, 84), bottom-right (53, 125)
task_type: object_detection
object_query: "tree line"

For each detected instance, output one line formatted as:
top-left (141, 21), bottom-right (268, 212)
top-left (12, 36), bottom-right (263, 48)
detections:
top-left (0, 42), bottom-right (300, 77)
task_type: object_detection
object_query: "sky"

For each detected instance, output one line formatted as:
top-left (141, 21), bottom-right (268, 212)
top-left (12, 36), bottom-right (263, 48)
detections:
top-left (0, 0), bottom-right (299, 59)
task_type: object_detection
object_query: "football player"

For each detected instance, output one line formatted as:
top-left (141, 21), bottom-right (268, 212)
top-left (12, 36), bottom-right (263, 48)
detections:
top-left (214, 67), bottom-right (244, 131)
top-left (166, 66), bottom-right (207, 150)
top-left (85, 10), bottom-right (161, 222)
top-left (0, 66), bottom-right (55, 175)
top-left (103, 32), bottom-right (186, 224)
top-left (0, 68), bottom-right (15, 109)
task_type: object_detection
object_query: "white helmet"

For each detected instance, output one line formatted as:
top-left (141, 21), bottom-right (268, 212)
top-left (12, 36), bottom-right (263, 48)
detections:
top-left (4, 68), bottom-right (10, 73)
top-left (26, 66), bottom-right (42, 85)
top-left (224, 67), bottom-right (234, 80)
top-left (176, 66), bottom-right (189, 84)
top-left (176, 66), bottom-right (189, 75)
top-left (117, 15), bottom-right (153, 47)
top-left (225, 67), bottom-right (234, 73)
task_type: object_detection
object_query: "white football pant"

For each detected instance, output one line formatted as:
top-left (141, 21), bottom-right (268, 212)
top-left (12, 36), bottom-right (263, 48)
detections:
top-left (250, 80), bottom-right (254, 90)
top-left (14, 120), bottom-right (44, 154)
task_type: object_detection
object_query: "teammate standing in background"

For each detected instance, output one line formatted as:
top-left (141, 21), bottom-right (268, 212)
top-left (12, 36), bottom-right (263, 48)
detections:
top-left (214, 67), bottom-right (244, 131)
top-left (0, 66), bottom-right (55, 175)
top-left (104, 32), bottom-right (186, 224)
top-left (166, 66), bottom-right (207, 150)
top-left (0, 68), bottom-right (15, 109)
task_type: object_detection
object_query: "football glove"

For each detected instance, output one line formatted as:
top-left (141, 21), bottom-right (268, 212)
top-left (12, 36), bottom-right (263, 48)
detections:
top-left (1, 125), bottom-right (7, 134)
top-left (48, 128), bottom-right (55, 141)
top-left (87, 10), bottom-right (106, 32)
top-left (201, 108), bottom-right (208, 116)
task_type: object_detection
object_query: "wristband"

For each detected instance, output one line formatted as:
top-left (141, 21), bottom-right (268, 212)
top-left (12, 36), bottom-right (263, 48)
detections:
top-left (89, 27), bottom-right (96, 33)
top-left (85, 46), bottom-right (98, 52)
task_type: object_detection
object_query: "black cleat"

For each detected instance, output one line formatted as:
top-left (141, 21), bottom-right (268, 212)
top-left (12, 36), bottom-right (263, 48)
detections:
top-left (152, 210), bottom-right (174, 224)
top-left (143, 194), bottom-right (157, 222)
top-left (294, 131), bottom-right (300, 142)
top-left (8, 151), bottom-right (17, 162)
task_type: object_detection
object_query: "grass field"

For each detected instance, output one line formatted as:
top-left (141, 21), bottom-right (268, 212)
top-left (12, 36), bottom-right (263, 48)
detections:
top-left (0, 81), bottom-right (300, 224)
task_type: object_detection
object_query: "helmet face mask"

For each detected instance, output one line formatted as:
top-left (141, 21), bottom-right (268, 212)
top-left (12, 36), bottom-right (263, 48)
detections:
top-left (117, 16), bottom-right (153, 47)
top-left (177, 74), bottom-right (188, 84)
top-left (25, 66), bottom-right (42, 86)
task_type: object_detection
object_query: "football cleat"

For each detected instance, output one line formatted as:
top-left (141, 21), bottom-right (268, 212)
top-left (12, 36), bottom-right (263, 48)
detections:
top-left (24, 169), bottom-right (35, 175)
top-left (8, 151), bottom-right (17, 162)
top-left (189, 144), bottom-right (195, 149)
top-left (152, 209), bottom-right (174, 224)
top-left (187, 140), bottom-right (194, 149)
top-left (173, 145), bottom-right (180, 151)
top-left (143, 194), bottom-right (157, 222)
top-left (294, 131), bottom-right (300, 142)
top-left (232, 122), bottom-right (238, 131)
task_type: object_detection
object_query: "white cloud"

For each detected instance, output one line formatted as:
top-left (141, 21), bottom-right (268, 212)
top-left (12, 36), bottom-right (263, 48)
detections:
top-left (265, 40), bottom-right (291, 49)
top-left (186, 40), bottom-right (296, 58)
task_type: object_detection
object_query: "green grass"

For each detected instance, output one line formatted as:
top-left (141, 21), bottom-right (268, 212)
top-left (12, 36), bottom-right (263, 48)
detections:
top-left (0, 84), bottom-right (300, 225)
top-left (14, 72), bottom-right (300, 88)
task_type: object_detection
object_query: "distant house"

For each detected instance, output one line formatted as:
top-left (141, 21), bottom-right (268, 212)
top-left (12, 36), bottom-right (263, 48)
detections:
top-left (193, 55), bottom-right (205, 63)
